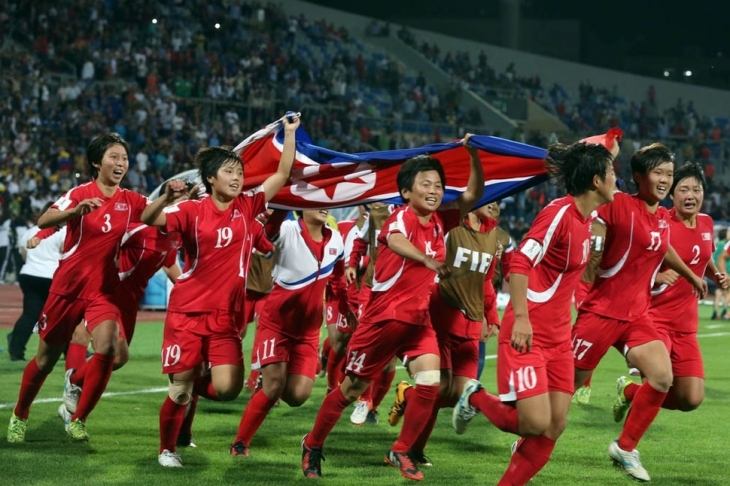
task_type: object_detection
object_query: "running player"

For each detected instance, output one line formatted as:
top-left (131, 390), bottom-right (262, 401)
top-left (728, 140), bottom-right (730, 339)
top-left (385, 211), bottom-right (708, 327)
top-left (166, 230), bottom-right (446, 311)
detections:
top-left (713, 228), bottom-right (730, 320)
top-left (571, 144), bottom-right (708, 482)
top-left (612, 162), bottom-right (726, 426)
top-left (141, 114), bottom-right (299, 467)
top-left (230, 208), bottom-right (350, 456)
top-left (7, 132), bottom-right (149, 443)
top-left (452, 139), bottom-right (617, 486)
top-left (301, 135), bottom-right (483, 481)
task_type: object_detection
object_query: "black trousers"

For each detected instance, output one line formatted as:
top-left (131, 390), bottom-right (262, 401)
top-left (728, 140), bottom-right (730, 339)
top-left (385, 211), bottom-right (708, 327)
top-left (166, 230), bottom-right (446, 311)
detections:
top-left (8, 273), bottom-right (52, 359)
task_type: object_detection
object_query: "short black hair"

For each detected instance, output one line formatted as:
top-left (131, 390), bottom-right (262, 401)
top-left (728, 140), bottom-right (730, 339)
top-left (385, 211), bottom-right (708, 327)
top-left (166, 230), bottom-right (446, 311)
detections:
top-left (670, 161), bottom-right (707, 195)
top-left (631, 143), bottom-right (674, 185)
top-left (87, 132), bottom-right (130, 179)
top-left (396, 155), bottom-right (446, 203)
top-left (196, 146), bottom-right (241, 194)
top-left (720, 228), bottom-right (728, 241)
top-left (545, 142), bottom-right (613, 196)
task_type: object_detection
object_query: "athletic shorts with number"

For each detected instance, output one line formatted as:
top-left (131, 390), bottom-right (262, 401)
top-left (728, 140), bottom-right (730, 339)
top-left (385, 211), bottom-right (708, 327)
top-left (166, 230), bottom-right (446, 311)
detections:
top-left (243, 291), bottom-right (268, 332)
top-left (656, 326), bottom-right (704, 378)
top-left (250, 324), bottom-right (320, 379)
top-left (344, 319), bottom-right (439, 381)
top-left (325, 300), bottom-right (354, 333)
top-left (571, 310), bottom-right (661, 371)
top-left (497, 339), bottom-right (574, 401)
top-left (38, 292), bottom-right (122, 346)
top-left (161, 310), bottom-right (243, 374)
top-left (437, 332), bottom-right (479, 379)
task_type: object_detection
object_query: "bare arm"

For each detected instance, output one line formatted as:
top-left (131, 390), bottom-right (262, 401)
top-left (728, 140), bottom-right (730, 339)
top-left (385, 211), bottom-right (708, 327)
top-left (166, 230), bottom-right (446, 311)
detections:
top-left (508, 272), bottom-right (532, 353)
top-left (456, 133), bottom-right (485, 217)
top-left (141, 180), bottom-right (188, 227)
top-left (387, 233), bottom-right (450, 277)
top-left (38, 198), bottom-right (104, 228)
top-left (262, 115), bottom-right (301, 202)
top-left (665, 245), bottom-right (708, 297)
top-left (163, 263), bottom-right (182, 283)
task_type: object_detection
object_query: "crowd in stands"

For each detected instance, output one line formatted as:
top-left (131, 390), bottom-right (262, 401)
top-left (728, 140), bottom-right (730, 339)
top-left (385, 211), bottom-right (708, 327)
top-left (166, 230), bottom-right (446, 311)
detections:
top-left (1, 0), bottom-right (730, 251)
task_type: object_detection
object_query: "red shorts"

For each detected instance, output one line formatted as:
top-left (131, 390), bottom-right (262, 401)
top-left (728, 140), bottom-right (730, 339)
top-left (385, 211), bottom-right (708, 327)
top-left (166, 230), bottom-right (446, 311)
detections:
top-left (438, 333), bottom-right (479, 379)
top-left (571, 311), bottom-right (661, 371)
top-left (573, 280), bottom-right (592, 311)
top-left (161, 310), bottom-right (243, 374)
top-left (325, 301), bottom-right (354, 333)
top-left (38, 292), bottom-right (121, 346)
top-left (251, 324), bottom-right (319, 379)
top-left (345, 319), bottom-right (439, 380)
top-left (497, 339), bottom-right (574, 401)
top-left (243, 291), bottom-right (268, 332)
top-left (656, 327), bottom-right (704, 378)
top-left (118, 304), bottom-right (139, 344)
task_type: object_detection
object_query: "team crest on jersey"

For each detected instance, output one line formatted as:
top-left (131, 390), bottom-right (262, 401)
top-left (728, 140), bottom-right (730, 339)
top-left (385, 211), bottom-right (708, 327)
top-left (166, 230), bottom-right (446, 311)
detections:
top-left (329, 248), bottom-right (338, 255)
top-left (232, 209), bottom-right (242, 219)
top-left (115, 202), bottom-right (129, 211)
top-left (702, 232), bottom-right (712, 241)
top-left (658, 219), bottom-right (668, 229)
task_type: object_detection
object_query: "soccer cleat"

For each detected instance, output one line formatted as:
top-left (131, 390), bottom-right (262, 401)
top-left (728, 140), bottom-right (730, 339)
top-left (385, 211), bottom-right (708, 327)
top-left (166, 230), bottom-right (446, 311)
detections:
top-left (385, 448), bottom-right (424, 481)
top-left (608, 440), bottom-right (650, 482)
top-left (572, 385), bottom-right (592, 405)
top-left (66, 419), bottom-right (90, 441)
top-left (350, 399), bottom-right (372, 425)
top-left (452, 379), bottom-right (483, 435)
top-left (510, 437), bottom-right (525, 456)
top-left (388, 381), bottom-right (412, 427)
top-left (365, 409), bottom-right (379, 424)
top-left (176, 433), bottom-right (197, 448)
top-left (612, 376), bottom-right (634, 423)
top-left (57, 403), bottom-right (71, 426)
top-left (7, 414), bottom-right (27, 443)
top-left (230, 441), bottom-right (250, 457)
top-left (410, 451), bottom-right (433, 467)
top-left (158, 449), bottom-right (183, 467)
top-left (63, 369), bottom-right (82, 414)
top-left (301, 434), bottom-right (325, 479)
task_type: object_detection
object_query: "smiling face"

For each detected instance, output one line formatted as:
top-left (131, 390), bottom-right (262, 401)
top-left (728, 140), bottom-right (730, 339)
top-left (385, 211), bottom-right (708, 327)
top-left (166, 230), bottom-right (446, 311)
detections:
top-left (302, 209), bottom-right (330, 226)
top-left (401, 170), bottom-right (444, 216)
top-left (207, 159), bottom-right (243, 200)
top-left (94, 143), bottom-right (129, 186)
top-left (595, 161), bottom-right (618, 204)
top-left (671, 176), bottom-right (704, 218)
top-left (636, 161), bottom-right (674, 204)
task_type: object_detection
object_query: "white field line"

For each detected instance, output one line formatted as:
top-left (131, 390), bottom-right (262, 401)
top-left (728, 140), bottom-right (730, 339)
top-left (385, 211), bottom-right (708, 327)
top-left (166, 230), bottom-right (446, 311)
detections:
top-left (0, 387), bottom-right (167, 409)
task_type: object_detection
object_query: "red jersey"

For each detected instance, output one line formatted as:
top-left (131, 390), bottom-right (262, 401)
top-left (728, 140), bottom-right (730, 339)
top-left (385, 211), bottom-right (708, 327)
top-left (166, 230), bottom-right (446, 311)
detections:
top-left (163, 188), bottom-right (267, 315)
top-left (117, 223), bottom-right (182, 304)
top-left (501, 196), bottom-right (593, 346)
top-left (579, 192), bottom-right (670, 321)
top-left (650, 210), bottom-right (713, 332)
top-left (359, 206), bottom-right (446, 327)
top-left (50, 182), bottom-right (148, 298)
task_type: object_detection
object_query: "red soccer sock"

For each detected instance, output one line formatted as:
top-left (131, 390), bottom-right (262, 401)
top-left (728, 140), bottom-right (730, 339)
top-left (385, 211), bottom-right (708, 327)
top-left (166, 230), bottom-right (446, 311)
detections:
top-left (498, 434), bottom-right (557, 485)
top-left (234, 389), bottom-right (278, 445)
top-left (193, 375), bottom-right (221, 401)
top-left (326, 348), bottom-right (345, 392)
top-left (624, 382), bottom-right (640, 402)
top-left (359, 381), bottom-right (373, 403)
top-left (70, 363), bottom-right (88, 388)
top-left (245, 370), bottom-right (260, 390)
top-left (71, 353), bottom-right (114, 422)
top-left (14, 359), bottom-right (49, 420)
top-left (66, 343), bottom-right (88, 373)
top-left (410, 395), bottom-right (450, 454)
top-left (372, 369), bottom-right (397, 410)
top-left (618, 383), bottom-right (667, 451)
top-left (159, 396), bottom-right (187, 453)
top-left (469, 389), bottom-right (520, 434)
top-left (305, 387), bottom-right (352, 449)
top-left (392, 384), bottom-right (439, 453)
top-left (179, 394), bottom-right (199, 438)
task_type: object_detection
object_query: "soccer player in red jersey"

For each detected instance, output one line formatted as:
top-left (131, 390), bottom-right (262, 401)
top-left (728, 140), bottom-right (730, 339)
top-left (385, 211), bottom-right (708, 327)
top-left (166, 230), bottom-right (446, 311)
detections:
top-left (452, 140), bottom-right (617, 486)
top-left (141, 114), bottom-right (299, 467)
top-left (301, 136), bottom-right (483, 481)
top-left (611, 162), bottom-right (727, 433)
top-left (571, 144), bottom-right (708, 482)
top-left (6, 133), bottom-right (149, 443)
top-left (229, 208), bottom-right (350, 456)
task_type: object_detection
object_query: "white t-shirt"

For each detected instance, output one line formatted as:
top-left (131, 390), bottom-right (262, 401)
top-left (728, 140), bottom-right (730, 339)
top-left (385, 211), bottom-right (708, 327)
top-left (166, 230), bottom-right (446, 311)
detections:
top-left (19, 225), bottom-right (66, 279)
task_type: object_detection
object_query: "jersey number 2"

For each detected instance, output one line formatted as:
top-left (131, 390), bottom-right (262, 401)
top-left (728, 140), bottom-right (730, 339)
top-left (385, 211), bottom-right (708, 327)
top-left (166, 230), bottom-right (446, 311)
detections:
top-left (690, 245), bottom-right (701, 265)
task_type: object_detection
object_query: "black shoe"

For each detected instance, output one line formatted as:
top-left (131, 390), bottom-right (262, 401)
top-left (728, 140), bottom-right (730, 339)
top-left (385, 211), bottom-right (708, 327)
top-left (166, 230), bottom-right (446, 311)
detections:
top-left (301, 434), bottom-right (325, 478)
top-left (230, 440), bottom-right (250, 457)
top-left (410, 450), bottom-right (433, 467)
top-left (365, 409), bottom-right (379, 424)
top-left (176, 432), bottom-right (196, 448)
top-left (6, 334), bottom-right (24, 361)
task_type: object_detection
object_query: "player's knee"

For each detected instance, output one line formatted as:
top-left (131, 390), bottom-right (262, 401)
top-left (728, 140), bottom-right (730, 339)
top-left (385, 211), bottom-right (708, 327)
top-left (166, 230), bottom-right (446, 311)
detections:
top-left (647, 371), bottom-right (673, 393)
top-left (216, 381), bottom-right (244, 401)
top-left (282, 390), bottom-right (310, 407)
top-left (263, 379), bottom-right (285, 401)
top-left (679, 392), bottom-right (704, 411)
top-left (520, 415), bottom-right (550, 437)
top-left (169, 379), bottom-right (193, 405)
top-left (113, 350), bottom-right (129, 370)
top-left (548, 416), bottom-right (568, 438)
top-left (413, 370), bottom-right (440, 386)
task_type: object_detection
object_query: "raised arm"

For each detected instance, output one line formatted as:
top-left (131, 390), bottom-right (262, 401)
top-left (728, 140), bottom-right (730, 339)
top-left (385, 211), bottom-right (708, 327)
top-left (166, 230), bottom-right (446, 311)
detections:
top-left (38, 198), bottom-right (104, 229)
top-left (456, 133), bottom-right (485, 217)
top-left (141, 180), bottom-right (188, 227)
top-left (262, 114), bottom-right (301, 202)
